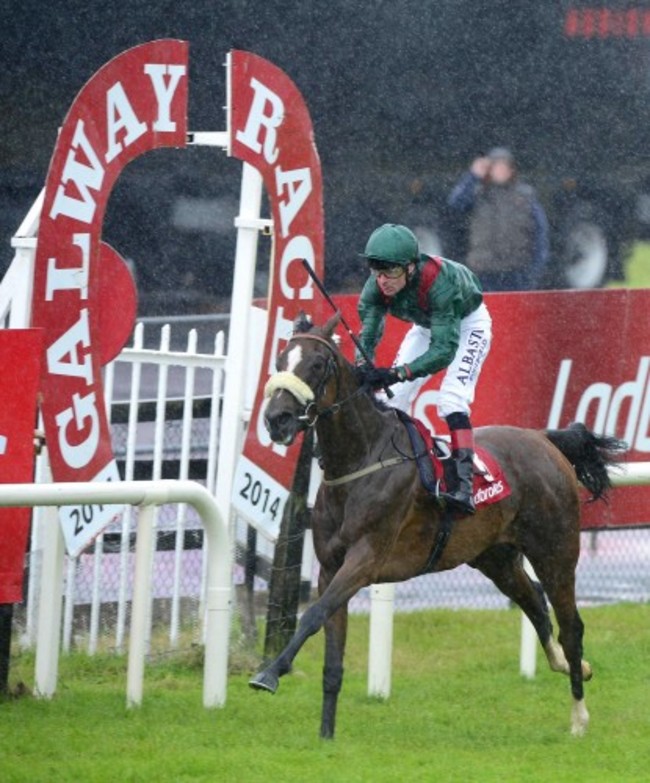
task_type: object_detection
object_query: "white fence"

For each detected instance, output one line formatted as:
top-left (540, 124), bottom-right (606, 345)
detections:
top-left (2, 158), bottom-right (274, 686)
top-left (23, 318), bottom-right (229, 655)
top-left (17, 313), bottom-right (314, 664)
top-left (0, 479), bottom-right (231, 708)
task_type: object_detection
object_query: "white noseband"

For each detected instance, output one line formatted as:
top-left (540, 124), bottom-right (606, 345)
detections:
top-left (264, 371), bottom-right (315, 407)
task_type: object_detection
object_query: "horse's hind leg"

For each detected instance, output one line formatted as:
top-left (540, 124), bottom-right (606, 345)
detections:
top-left (472, 545), bottom-right (554, 650)
top-left (473, 544), bottom-right (590, 735)
top-left (529, 557), bottom-right (591, 736)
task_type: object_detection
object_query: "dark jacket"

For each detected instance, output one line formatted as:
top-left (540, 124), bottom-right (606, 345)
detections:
top-left (448, 172), bottom-right (549, 290)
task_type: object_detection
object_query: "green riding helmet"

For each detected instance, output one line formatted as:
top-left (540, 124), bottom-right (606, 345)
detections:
top-left (361, 223), bottom-right (419, 267)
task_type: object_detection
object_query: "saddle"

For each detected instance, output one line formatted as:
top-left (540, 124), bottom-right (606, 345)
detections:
top-left (395, 410), bottom-right (511, 509)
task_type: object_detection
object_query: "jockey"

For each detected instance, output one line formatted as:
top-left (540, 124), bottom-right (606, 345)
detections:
top-left (355, 223), bottom-right (492, 515)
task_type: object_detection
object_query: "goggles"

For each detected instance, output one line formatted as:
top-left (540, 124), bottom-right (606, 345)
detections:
top-left (368, 263), bottom-right (405, 279)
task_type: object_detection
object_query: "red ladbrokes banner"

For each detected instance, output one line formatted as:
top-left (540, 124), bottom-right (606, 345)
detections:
top-left (228, 51), bottom-right (324, 539)
top-left (31, 40), bottom-right (188, 555)
top-left (0, 330), bottom-right (43, 602)
top-left (333, 289), bottom-right (650, 529)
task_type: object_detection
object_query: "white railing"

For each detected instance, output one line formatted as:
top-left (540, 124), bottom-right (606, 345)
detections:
top-left (109, 321), bottom-right (225, 651)
top-left (20, 311), bottom-right (294, 666)
top-left (25, 320), bottom-right (228, 655)
top-left (0, 480), bottom-right (232, 708)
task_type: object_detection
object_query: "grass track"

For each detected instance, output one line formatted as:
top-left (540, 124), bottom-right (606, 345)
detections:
top-left (2, 604), bottom-right (650, 782)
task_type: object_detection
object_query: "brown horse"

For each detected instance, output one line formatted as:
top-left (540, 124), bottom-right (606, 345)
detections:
top-left (250, 312), bottom-right (625, 738)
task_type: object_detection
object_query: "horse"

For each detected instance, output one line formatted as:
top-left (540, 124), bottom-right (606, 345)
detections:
top-left (249, 312), bottom-right (625, 739)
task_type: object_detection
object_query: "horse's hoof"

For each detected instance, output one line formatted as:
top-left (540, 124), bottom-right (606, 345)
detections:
top-left (581, 660), bottom-right (593, 681)
top-left (570, 698), bottom-right (589, 737)
top-left (249, 670), bottom-right (279, 694)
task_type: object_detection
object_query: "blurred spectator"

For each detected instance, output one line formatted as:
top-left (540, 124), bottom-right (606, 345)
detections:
top-left (447, 147), bottom-right (549, 291)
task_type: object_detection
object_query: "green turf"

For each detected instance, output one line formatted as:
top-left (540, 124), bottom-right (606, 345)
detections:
top-left (609, 241), bottom-right (650, 288)
top-left (2, 604), bottom-right (650, 782)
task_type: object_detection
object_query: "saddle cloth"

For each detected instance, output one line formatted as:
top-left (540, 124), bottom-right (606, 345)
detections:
top-left (399, 413), bottom-right (511, 509)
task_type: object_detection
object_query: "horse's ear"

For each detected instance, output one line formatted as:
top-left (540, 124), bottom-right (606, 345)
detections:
top-left (323, 311), bottom-right (341, 339)
top-left (292, 311), bottom-right (313, 335)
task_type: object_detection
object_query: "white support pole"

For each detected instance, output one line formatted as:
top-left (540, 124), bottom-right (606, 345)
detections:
top-left (127, 504), bottom-right (156, 707)
top-left (519, 558), bottom-right (538, 679)
top-left (186, 131), bottom-right (229, 147)
top-left (367, 582), bottom-right (395, 698)
top-left (34, 504), bottom-right (66, 698)
top-left (520, 613), bottom-right (538, 679)
top-left (0, 187), bottom-right (43, 328)
top-left (0, 480), bottom-right (232, 708)
top-left (214, 162), bottom-right (265, 530)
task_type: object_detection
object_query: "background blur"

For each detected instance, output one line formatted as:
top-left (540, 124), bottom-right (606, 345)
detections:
top-left (2, 0), bottom-right (650, 312)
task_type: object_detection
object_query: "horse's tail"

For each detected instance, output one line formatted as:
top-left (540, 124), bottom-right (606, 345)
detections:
top-left (544, 422), bottom-right (627, 502)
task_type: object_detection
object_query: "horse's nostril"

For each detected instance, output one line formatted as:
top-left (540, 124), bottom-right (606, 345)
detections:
top-left (276, 412), bottom-right (294, 432)
top-left (266, 411), bottom-right (293, 434)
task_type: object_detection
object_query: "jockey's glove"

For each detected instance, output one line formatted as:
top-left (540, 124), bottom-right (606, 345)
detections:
top-left (355, 365), bottom-right (402, 390)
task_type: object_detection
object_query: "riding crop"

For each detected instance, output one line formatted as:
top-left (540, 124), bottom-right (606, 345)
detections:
top-left (301, 258), bottom-right (394, 398)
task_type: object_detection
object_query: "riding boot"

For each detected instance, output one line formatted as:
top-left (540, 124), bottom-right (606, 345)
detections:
top-left (441, 448), bottom-right (476, 515)
top-left (440, 413), bottom-right (476, 515)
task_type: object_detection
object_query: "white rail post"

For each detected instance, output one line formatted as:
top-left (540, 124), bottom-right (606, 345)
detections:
top-left (519, 558), bottom-right (538, 678)
top-left (127, 504), bottom-right (156, 707)
top-left (34, 504), bottom-right (66, 698)
top-left (367, 582), bottom-right (395, 698)
top-left (214, 162), bottom-right (264, 529)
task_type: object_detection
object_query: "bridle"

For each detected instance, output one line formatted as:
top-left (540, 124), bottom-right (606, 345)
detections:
top-left (264, 332), bottom-right (366, 428)
top-left (265, 331), bottom-right (413, 488)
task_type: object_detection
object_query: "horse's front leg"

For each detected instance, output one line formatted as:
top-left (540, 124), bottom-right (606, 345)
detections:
top-left (249, 548), bottom-right (368, 700)
top-left (320, 593), bottom-right (349, 739)
top-left (248, 597), bottom-right (329, 693)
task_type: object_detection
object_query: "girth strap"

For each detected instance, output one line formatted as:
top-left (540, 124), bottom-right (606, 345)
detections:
top-left (420, 505), bottom-right (454, 574)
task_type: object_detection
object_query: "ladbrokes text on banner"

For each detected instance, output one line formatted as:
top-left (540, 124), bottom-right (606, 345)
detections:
top-left (31, 40), bottom-right (188, 555)
top-left (228, 50), bottom-right (324, 538)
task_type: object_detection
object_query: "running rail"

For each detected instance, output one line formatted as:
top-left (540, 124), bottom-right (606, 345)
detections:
top-left (0, 480), bottom-right (232, 708)
top-left (608, 461), bottom-right (650, 487)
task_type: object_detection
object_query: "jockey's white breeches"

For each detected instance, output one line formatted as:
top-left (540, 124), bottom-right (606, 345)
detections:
top-left (380, 302), bottom-right (492, 419)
